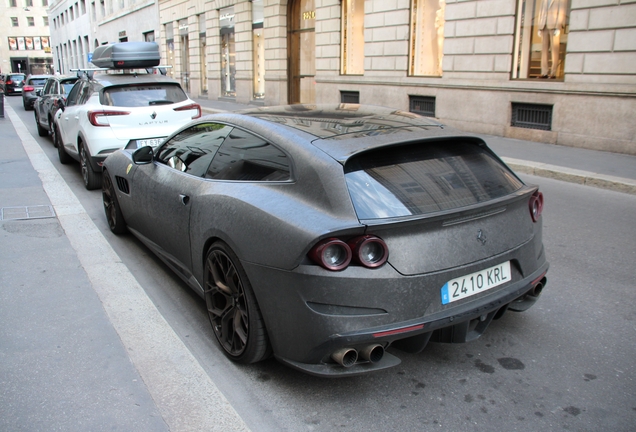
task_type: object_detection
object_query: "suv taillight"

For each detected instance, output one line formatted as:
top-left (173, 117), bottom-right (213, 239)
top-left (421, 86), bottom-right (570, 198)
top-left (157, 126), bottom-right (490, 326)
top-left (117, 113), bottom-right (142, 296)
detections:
top-left (174, 103), bottom-right (202, 119)
top-left (23, 86), bottom-right (35, 92)
top-left (88, 110), bottom-right (131, 127)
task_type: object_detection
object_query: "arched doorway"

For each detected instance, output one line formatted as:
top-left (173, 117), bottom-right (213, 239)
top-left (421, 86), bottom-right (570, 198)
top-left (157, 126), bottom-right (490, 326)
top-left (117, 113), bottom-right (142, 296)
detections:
top-left (288, 0), bottom-right (315, 104)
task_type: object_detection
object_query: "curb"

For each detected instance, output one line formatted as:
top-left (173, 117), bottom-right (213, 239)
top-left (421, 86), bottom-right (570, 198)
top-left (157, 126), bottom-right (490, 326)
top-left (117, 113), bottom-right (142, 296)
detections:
top-left (503, 157), bottom-right (636, 196)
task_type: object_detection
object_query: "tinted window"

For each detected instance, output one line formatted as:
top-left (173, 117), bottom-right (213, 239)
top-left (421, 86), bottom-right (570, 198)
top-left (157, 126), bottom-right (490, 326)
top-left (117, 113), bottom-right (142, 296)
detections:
top-left (28, 78), bottom-right (48, 86)
top-left (102, 84), bottom-right (188, 107)
top-left (206, 129), bottom-right (291, 181)
top-left (65, 81), bottom-right (83, 106)
top-left (157, 123), bottom-right (233, 177)
top-left (61, 80), bottom-right (77, 94)
top-left (344, 141), bottom-right (524, 220)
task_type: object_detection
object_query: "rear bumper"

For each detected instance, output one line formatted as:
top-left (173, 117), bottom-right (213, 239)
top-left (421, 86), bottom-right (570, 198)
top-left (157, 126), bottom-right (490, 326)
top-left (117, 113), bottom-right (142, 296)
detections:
top-left (244, 243), bottom-right (548, 377)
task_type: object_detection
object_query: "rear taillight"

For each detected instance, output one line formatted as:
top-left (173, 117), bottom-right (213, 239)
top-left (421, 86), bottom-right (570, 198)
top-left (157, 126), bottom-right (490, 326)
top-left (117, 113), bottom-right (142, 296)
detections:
top-left (529, 190), bottom-right (544, 222)
top-left (23, 85), bottom-right (35, 92)
top-left (309, 238), bottom-right (351, 271)
top-left (347, 235), bottom-right (389, 268)
top-left (309, 235), bottom-right (389, 271)
top-left (6, 80), bottom-right (13, 85)
top-left (174, 103), bottom-right (202, 119)
top-left (87, 110), bottom-right (131, 127)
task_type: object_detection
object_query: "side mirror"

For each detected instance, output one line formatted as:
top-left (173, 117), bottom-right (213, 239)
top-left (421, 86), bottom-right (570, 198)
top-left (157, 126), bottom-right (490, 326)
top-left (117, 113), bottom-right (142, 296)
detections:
top-left (133, 146), bottom-right (154, 165)
top-left (36, 89), bottom-right (42, 96)
top-left (57, 99), bottom-right (65, 112)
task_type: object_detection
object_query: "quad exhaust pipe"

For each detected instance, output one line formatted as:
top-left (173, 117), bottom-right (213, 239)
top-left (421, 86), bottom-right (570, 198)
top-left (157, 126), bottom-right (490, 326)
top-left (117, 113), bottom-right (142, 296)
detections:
top-left (331, 344), bottom-right (385, 367)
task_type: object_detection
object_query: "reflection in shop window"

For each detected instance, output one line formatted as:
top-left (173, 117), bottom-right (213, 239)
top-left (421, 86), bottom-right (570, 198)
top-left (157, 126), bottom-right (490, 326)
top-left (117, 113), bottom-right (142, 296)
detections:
top-left (513, 0), bottom-right (570, 80)
top-left (252, 0), bottom-right (265, 100)
top-left (220, 7), bottom-right (236, 98)
top-left (341, 0), bottom-right (364, 75)
top-left (409, 0), bottom-right (445, 77)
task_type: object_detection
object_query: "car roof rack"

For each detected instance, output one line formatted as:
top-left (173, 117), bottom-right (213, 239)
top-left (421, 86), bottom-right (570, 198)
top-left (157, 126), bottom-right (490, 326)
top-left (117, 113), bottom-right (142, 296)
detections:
top-left (70, 65), bottom-right (172, 79)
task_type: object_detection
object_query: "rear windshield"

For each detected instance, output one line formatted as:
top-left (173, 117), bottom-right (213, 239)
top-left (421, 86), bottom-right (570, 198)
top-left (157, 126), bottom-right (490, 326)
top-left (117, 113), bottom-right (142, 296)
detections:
top-left (344, 141), bottom-right (524, 220)
top-left (102, 84), bottom-right (188, 107)
top-left (28, 78), bottom-right (48, 86)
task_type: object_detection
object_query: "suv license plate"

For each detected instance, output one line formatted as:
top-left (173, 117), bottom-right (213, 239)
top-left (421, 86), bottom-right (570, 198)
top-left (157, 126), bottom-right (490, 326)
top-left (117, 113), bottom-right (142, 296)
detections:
top-left (441, 261), bottom-right (511, 305)
top-left (137, 138), bottom-right (164, 148)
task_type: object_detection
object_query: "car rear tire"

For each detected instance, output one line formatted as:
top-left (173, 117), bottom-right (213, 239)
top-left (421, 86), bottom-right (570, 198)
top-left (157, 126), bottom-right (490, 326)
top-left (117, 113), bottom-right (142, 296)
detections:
top-left (79, 142), bottom-right (102, 190)
top-left (56, 126), bottom-right (72, 165)
top-left (35, 111), bottom-right (48, 137)
top-left (204, 242), bottom-right (271, 364)
top-left (102, 169), bottom-right (127, 234)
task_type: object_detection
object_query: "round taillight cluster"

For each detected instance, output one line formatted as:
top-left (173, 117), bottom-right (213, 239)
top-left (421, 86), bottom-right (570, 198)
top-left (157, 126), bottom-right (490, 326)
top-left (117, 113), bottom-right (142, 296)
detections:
top-left (529, 191), bottom-right (544, 222)
top-left (309, 235), bottom-right (389, 271)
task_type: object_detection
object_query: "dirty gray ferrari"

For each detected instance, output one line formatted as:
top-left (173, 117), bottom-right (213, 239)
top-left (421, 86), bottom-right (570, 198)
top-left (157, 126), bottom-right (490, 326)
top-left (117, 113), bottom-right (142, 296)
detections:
top-left (102, 104), bottom-right (548, 377)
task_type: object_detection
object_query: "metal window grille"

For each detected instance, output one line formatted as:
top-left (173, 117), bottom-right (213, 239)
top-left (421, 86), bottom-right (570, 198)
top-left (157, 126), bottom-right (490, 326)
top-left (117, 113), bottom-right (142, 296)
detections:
top-left (409, 95), bottom-right (436, 117)
top-left (511, 103), bottom-right (552, 131)
top-left (340, 91), bottom-right (359, 104)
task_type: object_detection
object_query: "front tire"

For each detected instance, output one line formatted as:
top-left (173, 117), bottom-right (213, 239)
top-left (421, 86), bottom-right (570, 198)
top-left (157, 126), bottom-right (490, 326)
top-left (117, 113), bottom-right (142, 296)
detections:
top-left (102, 169), bottom-right (127, 234)
top-left (79, 142), bottom-right (102, 190)
top-left (204, 242), bottom-right (270, 364)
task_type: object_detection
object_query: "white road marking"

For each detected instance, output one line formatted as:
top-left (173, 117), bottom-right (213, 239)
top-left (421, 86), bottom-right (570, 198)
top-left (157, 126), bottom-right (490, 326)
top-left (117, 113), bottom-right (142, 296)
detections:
top-left (6, 105), bottom-right (250, 432)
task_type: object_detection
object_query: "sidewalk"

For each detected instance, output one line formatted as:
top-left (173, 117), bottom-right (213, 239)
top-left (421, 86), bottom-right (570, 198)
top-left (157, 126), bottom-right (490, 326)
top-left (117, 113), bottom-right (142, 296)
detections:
top-left (191, 96), bottom-right (636, 195)
top-left (0, 102), bottom-right (250, 432)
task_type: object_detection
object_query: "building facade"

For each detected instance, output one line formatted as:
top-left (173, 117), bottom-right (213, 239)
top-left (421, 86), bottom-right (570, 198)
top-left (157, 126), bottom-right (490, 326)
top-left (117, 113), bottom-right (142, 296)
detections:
top-left (48, 0), bottom-right (160, 74)
top-left (49, 0), bottom-right (636, 154)
top-left (1, 0), bottom-right (54, 75)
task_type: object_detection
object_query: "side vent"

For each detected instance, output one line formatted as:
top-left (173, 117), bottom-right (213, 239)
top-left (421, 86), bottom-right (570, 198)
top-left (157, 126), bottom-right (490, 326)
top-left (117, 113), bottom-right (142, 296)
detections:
top-left (115, 176), bottom-right (130, 194)
top-left (409, 95), bottom-right (436, 117)
top-left (511, 103), bottom-right (552, 131)
top-left (340, 91), bottom-right (360, 104)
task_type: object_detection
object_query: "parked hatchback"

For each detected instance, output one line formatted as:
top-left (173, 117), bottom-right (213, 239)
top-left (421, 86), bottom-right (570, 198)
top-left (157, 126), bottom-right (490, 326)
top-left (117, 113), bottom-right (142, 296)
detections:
top-left (4, 73), bottom-right (26, 95)
top-left (54, 41), bottom-right (201, 190)
top-left (34, 75), bottom-right (79, 140)
top-left (22, 74), bottom-right (51, 110)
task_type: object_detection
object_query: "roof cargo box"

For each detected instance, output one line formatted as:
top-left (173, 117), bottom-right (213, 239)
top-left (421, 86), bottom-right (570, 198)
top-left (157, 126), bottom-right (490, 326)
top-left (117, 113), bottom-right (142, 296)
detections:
top-left (91, 42), bottom-right (161, 69)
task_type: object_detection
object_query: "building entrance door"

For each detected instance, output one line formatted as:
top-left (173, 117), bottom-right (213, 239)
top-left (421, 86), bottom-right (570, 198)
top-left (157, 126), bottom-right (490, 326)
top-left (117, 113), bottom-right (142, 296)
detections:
top-left (288, 0), bottom-right (315, 104)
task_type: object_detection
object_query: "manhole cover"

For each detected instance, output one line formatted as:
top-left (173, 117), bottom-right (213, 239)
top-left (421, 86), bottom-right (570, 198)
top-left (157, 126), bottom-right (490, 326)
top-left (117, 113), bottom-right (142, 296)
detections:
top-left (1, 205), bottom-right (56, 221)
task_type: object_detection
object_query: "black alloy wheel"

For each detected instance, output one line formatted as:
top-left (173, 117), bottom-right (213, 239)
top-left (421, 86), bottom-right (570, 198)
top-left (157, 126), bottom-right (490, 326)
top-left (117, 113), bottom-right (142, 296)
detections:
top-left (79, 142), bottom-right (102, 190)
top-left (204, 242), bottom-right (270, 364)
top-left (102, 169), bottom-right (126, 234)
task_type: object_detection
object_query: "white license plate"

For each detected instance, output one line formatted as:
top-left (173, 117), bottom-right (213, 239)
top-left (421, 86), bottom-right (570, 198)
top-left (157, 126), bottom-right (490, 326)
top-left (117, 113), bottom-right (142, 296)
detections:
top-left (441, 261), bottom-right (511, 305)
top-left (137, 138), bottom-right (164, 148)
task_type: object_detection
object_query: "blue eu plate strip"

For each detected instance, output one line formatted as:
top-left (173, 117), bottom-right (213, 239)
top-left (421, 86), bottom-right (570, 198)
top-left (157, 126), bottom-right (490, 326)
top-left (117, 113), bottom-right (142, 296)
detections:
top-left (441, 283), bottom-right (450, 305)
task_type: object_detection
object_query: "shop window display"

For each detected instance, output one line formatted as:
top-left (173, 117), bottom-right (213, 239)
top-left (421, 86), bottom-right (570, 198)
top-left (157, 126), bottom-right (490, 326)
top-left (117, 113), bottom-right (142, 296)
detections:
top-left (341, 0), bottom-right (364, 75)
top-left (220, 7), bottom-right (236, 97)
top-left (252, 0), bottom-right (265, 100)
top-left (513, 0), bottom-right (570, 80)
top-left (409, 0), bottom-right (445, 77)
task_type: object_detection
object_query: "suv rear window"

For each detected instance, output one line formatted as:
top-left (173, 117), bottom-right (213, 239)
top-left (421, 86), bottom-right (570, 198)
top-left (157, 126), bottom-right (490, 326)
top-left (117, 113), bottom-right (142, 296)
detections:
top-left (102, 84), bottom-right (188, 107)
top-left (28, 78), bottom-right (48, 86)
top-left (344, 140), bottom-right (524, 220)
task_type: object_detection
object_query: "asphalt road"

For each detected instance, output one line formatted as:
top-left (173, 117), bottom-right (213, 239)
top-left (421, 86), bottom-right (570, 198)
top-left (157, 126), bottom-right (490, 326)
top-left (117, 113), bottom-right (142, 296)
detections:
top-left (7, 96), bottom-right (636, 431)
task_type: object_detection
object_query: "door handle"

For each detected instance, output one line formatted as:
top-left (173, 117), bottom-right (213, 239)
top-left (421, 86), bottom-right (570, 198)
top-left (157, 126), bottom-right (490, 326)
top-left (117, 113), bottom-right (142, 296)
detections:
top-left (179, 194), bottom-right (190, 206)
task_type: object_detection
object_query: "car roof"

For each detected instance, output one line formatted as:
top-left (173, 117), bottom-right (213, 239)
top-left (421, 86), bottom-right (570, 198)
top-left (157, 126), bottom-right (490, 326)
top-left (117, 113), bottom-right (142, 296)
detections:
top-left (236, 104), bottom-right (480, 163)
top-left (27, 74), bottom-right (51, 79)
top-left (84, 72), bottom-right (181, 87)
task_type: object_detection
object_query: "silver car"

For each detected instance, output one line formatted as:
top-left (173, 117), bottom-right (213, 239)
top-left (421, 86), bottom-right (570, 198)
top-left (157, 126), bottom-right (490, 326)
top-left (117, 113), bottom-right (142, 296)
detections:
top-left (102, 104), bottom-right (549, 377)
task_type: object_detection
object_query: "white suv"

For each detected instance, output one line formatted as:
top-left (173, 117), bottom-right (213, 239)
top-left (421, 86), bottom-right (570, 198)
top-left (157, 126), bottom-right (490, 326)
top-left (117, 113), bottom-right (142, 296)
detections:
top-left (55, 53), bottom-right (201, 190)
